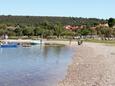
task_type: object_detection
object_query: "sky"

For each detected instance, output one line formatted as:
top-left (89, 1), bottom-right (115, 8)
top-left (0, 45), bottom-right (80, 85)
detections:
top-left (0, 0), bottom-right (115, 19)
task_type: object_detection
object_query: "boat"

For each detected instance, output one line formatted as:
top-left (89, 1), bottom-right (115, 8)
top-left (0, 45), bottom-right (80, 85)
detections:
top-left (21, 43), bottom-right (31, 47)
top-left (0, 42), bottom-right (18, 48)
top-left (30, 40), bottom-right (45, 45)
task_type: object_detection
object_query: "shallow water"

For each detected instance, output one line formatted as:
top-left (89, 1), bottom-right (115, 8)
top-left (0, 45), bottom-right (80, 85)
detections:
top-left (0, 45), bottom-right (75, 86)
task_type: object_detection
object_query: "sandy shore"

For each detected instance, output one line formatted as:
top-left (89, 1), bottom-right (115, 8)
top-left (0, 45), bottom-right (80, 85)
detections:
top-left (45, 40), bottom-right (78, 45)
top-left (58, 42), bottom-right (115, 86)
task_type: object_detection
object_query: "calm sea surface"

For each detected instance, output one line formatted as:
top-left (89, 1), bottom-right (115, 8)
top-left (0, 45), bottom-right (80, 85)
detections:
top-left (0, 45), bottom-right (75, 86)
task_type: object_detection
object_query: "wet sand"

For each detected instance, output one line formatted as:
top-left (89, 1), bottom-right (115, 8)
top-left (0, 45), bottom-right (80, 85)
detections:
top-left (58, 42), bottom-right (115, 86)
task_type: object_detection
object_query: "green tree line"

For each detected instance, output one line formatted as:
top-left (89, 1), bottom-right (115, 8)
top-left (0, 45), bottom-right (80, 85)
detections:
top-left (0, 16), bottom-right (115, 40)
top-left (0, 15), bottom-right (106, 26)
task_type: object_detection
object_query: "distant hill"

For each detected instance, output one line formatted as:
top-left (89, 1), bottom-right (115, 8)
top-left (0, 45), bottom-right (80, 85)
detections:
top-left (0, 15), bottom-right (107, 26)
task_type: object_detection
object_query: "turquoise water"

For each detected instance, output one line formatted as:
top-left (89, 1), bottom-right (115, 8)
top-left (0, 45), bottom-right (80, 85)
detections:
top-left (0, 45), bottom-right (75, 86)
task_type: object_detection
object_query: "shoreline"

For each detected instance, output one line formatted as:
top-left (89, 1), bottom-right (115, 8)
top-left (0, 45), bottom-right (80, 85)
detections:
top-left (0, 39), bottom-right (78, 46)
top-left (57, 43), bottom-right (115, 86)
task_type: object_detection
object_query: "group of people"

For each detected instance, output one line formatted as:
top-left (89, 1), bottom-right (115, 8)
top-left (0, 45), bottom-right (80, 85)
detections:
top-left (0, 34), bottom-right (8, 40)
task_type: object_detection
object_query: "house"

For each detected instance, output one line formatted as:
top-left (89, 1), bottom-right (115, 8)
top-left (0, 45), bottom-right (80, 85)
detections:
top-left (64, 25), bottom-right (83, 30)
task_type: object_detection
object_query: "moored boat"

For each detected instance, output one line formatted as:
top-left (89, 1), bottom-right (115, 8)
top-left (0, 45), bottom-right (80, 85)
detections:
top-left (0, 43), bottom-right (18, 48)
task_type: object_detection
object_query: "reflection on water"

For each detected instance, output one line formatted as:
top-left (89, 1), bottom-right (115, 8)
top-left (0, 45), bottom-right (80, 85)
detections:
top-left (0, 45), bottom-right (75, 86)
top-left (42, 45), bottom-right (62, 61)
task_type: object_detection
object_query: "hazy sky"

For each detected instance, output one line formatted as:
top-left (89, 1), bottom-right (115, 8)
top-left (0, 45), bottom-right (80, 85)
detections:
top-left (0, 0), bottom-right (114, 19)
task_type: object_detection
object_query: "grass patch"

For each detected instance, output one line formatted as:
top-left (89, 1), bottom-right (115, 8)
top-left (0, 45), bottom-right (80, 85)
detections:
top-left (84, 39), bottom-right (115, 45)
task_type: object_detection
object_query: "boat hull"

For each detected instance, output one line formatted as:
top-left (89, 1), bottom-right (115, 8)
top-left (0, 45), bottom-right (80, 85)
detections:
top-left (0, 44), bottom-right (18, 48)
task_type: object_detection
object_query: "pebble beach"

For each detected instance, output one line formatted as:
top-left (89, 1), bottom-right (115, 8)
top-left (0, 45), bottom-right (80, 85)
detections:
top-left (58, 42), bottom-right (115, 86)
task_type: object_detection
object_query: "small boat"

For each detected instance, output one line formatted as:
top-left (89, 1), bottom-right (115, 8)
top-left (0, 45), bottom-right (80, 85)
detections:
top-left (0, 43), bottom-right (18, 48)
top-left (21, 43), bottom-right (31, 47)
top-left (30, 40), bottom-right (44, 45)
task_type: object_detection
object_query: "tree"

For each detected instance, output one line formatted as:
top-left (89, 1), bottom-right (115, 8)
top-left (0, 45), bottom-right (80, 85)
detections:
top-left (54, 22), bottom-right (63, 38)
top-left (34, 27), bottom-right (41, 36)
top-left (15, 27), bottom-right (23, 36)
top-left (7, 30), bottom-right (16, 36)
top-left (0, 24), bottom-right (7, 29)
top-left (62, 30), bottom-right (75, 36)
top-left (108, 18), bottom-right (115, 27)
top-left (100, 27), bottom-right (112, 40)
top-left (34, 26), bottom-right (50, 38)
top-left (23, 27), bottom-right (34, 37)
top-left (104, 28), bottom-right (112, 39)
top-left (112, 29), bottom-right (115, 37)
top-left (78, 29), bottom-right (91, 36)
top-left (0, 29), bottom-right (6, 35)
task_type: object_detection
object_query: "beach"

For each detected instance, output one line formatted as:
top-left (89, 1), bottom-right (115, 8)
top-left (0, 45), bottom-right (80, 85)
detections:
top-left (58, 42), bottom-right (115, 86)
top-left (1, 39), bottom-right (115, 86)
